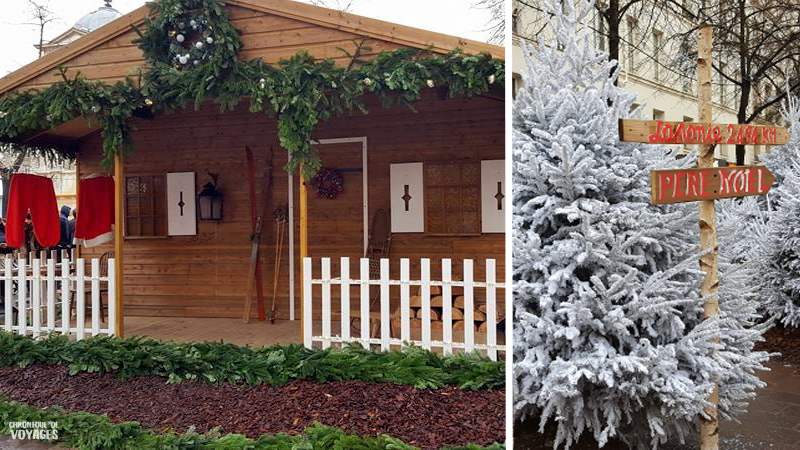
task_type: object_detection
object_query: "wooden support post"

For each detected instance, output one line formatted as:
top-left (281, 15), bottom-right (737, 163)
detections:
top-left (299, 167), bottom-right (308, 342)
top-left (697, 25), bottom-right (719, 450)
top-left (74, 157), bottom-right (81, 259)
top-left (114, 152), bottom-right (124, 338)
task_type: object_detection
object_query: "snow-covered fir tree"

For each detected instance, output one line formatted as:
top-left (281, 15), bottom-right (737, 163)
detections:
top-left (749, 93), bottom-right (800, 326)
top-left (512, 1), bottom-right (770, 448)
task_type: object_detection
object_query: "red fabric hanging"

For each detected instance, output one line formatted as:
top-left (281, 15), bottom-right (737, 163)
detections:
top-left (74, 176), bottom-right (115, 248)
top-left (5, 173), bottom-right (60, 248)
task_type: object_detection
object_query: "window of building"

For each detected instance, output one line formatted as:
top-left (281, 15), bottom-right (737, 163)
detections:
top-left (626, 17), bottom-right (638, 73)
top-left (653, 109), bottom-right (665, 121)
top-left (652, 30), bottom-right (663, 83)
top-left (718, 62), bottom-right (727, 106)
top-left (595, 9), bottom-right (607, 51)
top-left (124, 174), bottom-right (167, 237)
top-left (424, 161), bottom-right (481, 235)
top-left (512, 8), bottom-right (519, 35)
top-left (680, 44), bottom-right (692, 93)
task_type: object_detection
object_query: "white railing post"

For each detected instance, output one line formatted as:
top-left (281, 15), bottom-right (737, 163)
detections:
top-left (400, 258), bottom-right (410, 344)
top-left (359, 258), bottom-right (370, 348)
top-left (442, 258), bottom-right (453, 355)
top-left (420, 258), bottom-right (431, 350)
top-left (4, 256), bottom-right (11, 332)
top-left (91, 258), bottom-right (101, 336)
top-left (61, 256), bottom-right (71, 335)
top-left (464, 259), bottom-right (475, 352)
top-left (46, 257), bottom-right (55, 332)
top-left (17, 258), bottom-right (26, 336)
top-left (380, 258), bottom-right (390, 351)
top-left (321, 258), bottom-right (331, 349)
top-left (32, 258), bottom-right (41, 338)
top-left (108, 258), bottom-right (116, 336)
top-left (303, 257), bottom-right (312, 349)
top-left (76, 258), bottom-right (85, 340)
top-left (486, 259), bottom-right (497, 361)
top-left (340, 257), bottom-right (350, 341)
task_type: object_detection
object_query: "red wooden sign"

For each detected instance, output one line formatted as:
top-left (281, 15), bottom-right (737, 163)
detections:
top-left (620, 119), bottom-right (789, 146)
top-left (650, 165), bottom-right (776, 204)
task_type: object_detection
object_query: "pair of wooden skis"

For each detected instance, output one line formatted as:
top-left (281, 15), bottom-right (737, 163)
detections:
top-left (242, 146), bottom-right (287, 324)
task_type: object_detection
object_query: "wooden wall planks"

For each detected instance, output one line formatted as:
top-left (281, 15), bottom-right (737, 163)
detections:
top-left (77, 90), bottom-right (503, 321)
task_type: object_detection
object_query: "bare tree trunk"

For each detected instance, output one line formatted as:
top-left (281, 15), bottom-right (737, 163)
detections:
top-left (735, 0), bottom-right (749, 166)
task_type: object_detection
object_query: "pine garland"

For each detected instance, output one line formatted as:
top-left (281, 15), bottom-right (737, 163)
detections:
top-left (0, 332), bottom-right (505, 390)
top-left (0, 0), bottom-right (503, 177)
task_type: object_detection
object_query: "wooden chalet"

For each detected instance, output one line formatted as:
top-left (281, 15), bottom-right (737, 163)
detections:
top-left (0, 0), bottom-right (504, 347)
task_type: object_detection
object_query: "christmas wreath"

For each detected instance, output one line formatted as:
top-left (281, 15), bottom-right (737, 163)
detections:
top-left (310, 168), bottom-right (344, 199)
top-left (167, 14), bottom-right (214, 68)
top-left (137, 0), bottom-right (241, 73)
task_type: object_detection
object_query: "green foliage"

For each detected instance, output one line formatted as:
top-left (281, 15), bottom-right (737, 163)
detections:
top-left (0, 0), bottom-right (503, 177)
top-left (0, 332), bottom-right (504, 390)
top-left (0, 395), bottom-right (500, 449)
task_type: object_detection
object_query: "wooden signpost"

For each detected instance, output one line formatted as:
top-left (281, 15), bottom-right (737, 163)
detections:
top-left (650, 165), bottom-right (775, 204)
top-left (618, 26), bottom-right (787, 450)
top-left (620, 119), bottom-right (789, 146)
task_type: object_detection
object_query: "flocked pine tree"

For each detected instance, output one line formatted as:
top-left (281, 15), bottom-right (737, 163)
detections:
top-left (512, 1), bottom-right (770, 448)
top-left (748, 93), bottom-right (800, 326)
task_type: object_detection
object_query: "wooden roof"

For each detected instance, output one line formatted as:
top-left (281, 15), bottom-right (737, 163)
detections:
top-left (0, 0), bottom-right (503, 96)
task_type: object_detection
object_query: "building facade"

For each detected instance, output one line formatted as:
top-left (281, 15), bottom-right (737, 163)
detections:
top-left (512, 0), bottom-right (776, 166)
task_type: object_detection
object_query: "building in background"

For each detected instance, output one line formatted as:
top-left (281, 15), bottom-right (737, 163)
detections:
top-left (511, 0), bottom-right (776, 166)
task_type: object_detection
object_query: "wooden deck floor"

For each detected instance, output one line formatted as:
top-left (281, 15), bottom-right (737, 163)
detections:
top-left (124, 316), bottom-right (302, 347)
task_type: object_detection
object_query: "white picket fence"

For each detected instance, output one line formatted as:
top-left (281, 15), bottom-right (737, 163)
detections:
top-left (1, 253), bottom-right (115, 339)
top-left (303, 257), bottom-right (506, 360)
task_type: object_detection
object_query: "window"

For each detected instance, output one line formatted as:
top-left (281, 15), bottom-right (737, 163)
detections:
top-left (124, 174), bottom-right (167, 237)
top-left (719, 62), bottom-right (727, 106)
top-left (425, 161), bottom-right (481, 235)
top-left (680, 44), bottom-right (693, 93)
top-left (653, 109), bottom-right (665, 121)
top-left (626, 17), bottom-right (638, 73)
top-left (652, 30), bottom-right (663, 83)
top-left (595, 10), bottom-right (607, 51)
top-left (512, 8), bottom-right (519, 34)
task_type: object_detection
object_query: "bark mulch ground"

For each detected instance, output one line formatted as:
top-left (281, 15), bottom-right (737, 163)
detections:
top-left (0, 364), bottom-right (504, 449)
top-left (755, 325), bottom-right (800, 366)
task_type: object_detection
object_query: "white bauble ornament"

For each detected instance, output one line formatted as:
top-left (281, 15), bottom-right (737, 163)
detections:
top-left (363, 77), bottom-right (372, 86)
top-left (144, 98), bottom-right (154, 106)
top-left (259, 78), bottom-right (266, 89)
top-left (91, 105), bottom-right (100, 113)
top-left (176, 34), bottom-right (185, 43)
top-left (179, 55), bottom-right (189, 65)
top-left (426, 79), bottom-right (435, 88)
top-left (488, 74), bottom-right (496, 84)
top-left (195, 42), bottom-right (203, 49)
top-left (206, 36), bottom-right (213, 44)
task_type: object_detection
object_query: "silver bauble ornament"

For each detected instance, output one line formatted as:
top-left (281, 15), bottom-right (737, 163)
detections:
top-left (176, 34), bottom-right (185, 43)
top-left (206, 36), bottom-right (213, 44)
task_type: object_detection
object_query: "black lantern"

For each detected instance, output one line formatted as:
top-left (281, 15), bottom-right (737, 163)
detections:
top-left (197, 173), bottom-right (223, 220)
